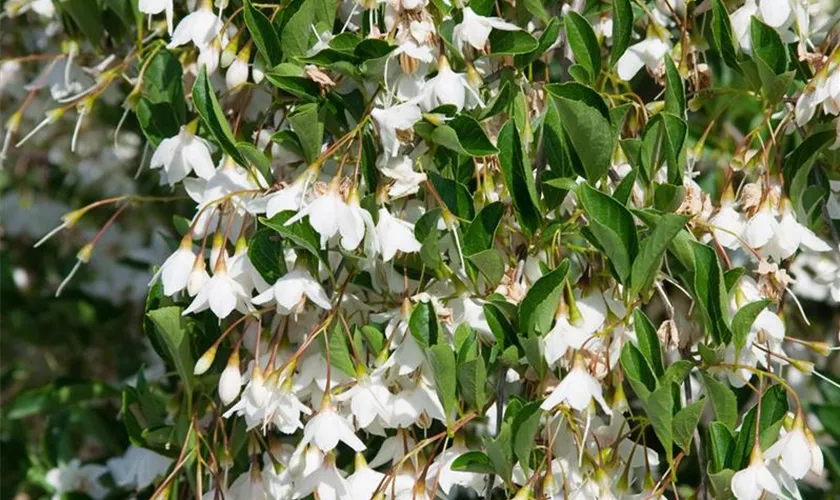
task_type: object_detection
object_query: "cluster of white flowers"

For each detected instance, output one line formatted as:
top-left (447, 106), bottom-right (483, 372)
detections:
top-left (5, 0), bottom-right (840, 497)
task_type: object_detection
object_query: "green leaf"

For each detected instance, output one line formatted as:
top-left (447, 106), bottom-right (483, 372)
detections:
top-left (518, 260), bottom-right (570, 336)
top-left (692, 242), bottom-right (731, 345)
top-left (410, 301), bottom-right (439, 348)
top-left (419, 114), bottom-right (498, 157)
top-left (498, 121), bottom-right (541, 235)
top-left (323, 324), bottom-right (356, 378)
top-left (660, 360), bottom-right (694, 386)
top-left (244, 0), bottom-right (282, 66)
top-left (731, 384), bottom-right (789, 468)
top-left (6, 381), bottom-right (118, 420)
top-left (512, 401), bottom-right (542, 470)
top-left (633, 309), bottom-right (664, 377)
top-left (146, 307), bottom-right (194, 397)
top-left (514, 17), bottom-right (561, 67)
top-left (260, 211), bottom-right (328, 264)
top-left (610, 0), bottom-right (633, 66)
top-left (673, 398), bottom-right (706, 453)
top-left (59, 0), bottom-right (103, 42)
top-left (486, 424), bottom-right (513, 481)
top-left (237, 141), bottom-right (272, 180)
top-left (579, 184), bottom-right (639, 283)
top-left (458, 356), bottom-right (487, 411)
top-left (565, 12), bottom-right (601, 83)
top-left (644, 383), bottom-right (675, 464)
top-left (429, 172), bottom-right (475, 220)
top-left (630, 213), bottom-right (689, 297)
top-left (192, 66), bottom-right (245, 165)
top-left (288, 103), bottom-right (323, 165)
top-left (750, 17), bottom-right (788, 75)
top-left (450, 451), bottom-right (496, 474)
top-left (519, 0), bottom-right (548, 24)
top-left (248, 228), bottom-right (287, 284)
top-left (548, 85), bottom-right (615, 183)
top-left (463, 202), bottom-right (504, 256)
top-left (281, 0), bottom-right (315, 61)
top-left (620, 342), bottom-right (657, 398)
top-left (708, 467), bottom-right (736, 500)
top-left (426, 344), bottom-right (457, 426)
top-left (660, 113), bottom-right (688, 184)
top-left (783, 131), bottom-right (835, 219)
top-left (663, 55), bottom-right (686, 117)
top-left (702, 373), bottom-right (738, 431)
top-left (708, 421), bottom-right (736, 473)
top-left (710, 0), bottom-right (741, 72)
top-left (731, 299), bottom-right (771, 352)
top-left (520, 335), bottom-right (546, 379)
top-left (488, 29), bottom-right (539, 55)
top-left (264, 66), bottom-right (321, 102)
top-left (467, 249), bottom-right (505, 285)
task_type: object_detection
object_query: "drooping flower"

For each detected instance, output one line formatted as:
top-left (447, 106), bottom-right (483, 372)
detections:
top-left (419, 56), bottom-right (482, 112)
top-left (139, 0), bottom-right (174, 35)
top-left (731, 448), bottom-right (782, 500)
top-left (452, 7), bottom-right (520, 55)
top-left (541, 356), bottom-right (612, 415)
top-left (765, 414), bottom-right (820, 479)
top-left (252, 268), bottom-right (332, 315)
top-left (616, 38), bottom-right (670, 81)
top-left (150, 126), bottom-right (215, 185)
top-left (375, 207), bottom-right (422, 262)
top-left (300, 399), bottom-right (366, 453)
top-left (168, 2), bottom-right (222, 50)
top-left (106, 446), bottom-right (173, 490)
top-left (183, 255), bottom-right (252, 319)
top-left (149, 237), bottom-right (196, 296)
top-left (371, 101), bottom-right (423, 158)
top-left (378, 155), bottom-right (427, 199)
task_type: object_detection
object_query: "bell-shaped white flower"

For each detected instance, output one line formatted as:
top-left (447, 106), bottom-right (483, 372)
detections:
top-left (761, 206), bottom-right (831, 261)
top-left (334, 372), bottom-right (392, 428)
top-left (150, 126), bottom-right (215, 185)
top-left (369, 428), bottom-right (417, 468)
top-left (764, 417), bottom-right (813, 479)
top-left (347, 453), bottom-right (385, 500)
top-left (616, 38), bottom-right (670, 81)
top-left (294, 452), bottom-right (353, 500)
top-left (301, 398), bottom-right (366, 453)
top-left (228, 466), bottom-right (267, 500)
top-left (226, 47), bottom-right (250, 89)
top-left (197, 38), bottom-right (221, 75)
top-left (453, 7), bottom-right (519, 54)
top-left (149, 237), bottom-right (196, 296)
top-left (390, 373), bottom-right (448, 427)
top-left (543, 291), bottom-right (607, 366)
top-left (371, 101), bottom-right (422, 158)
top-left (252, 268), bottom-right (331, 314)
top-left (286, 180), bottom-right (348, 249)
top-left (419, 56), bottom-right (482, 112)
top-left (139, 0), bottom-right (173, 35)
top-left (375, 207), bottom-right (422, 262)
top-left (106, 446), bottom-right (173, 490)
top-left (168, 2), bottom-right (222, 50)
top-left (541, 356), bottom-right (612, 415)
top-left (710, 189), bottom-right (746, 250)
top-left (730, 448), bottom-right (782, 500)
top-left (378, 155), bottom-right (427, 199)
top-left (731, 0), bottom-right (758, 53)
top-left (743, 205), bottom-right (779, 250)
top-left (759, 0), bottom-right (793, 30)
top-left (183, 255), bottom-right (252, 319)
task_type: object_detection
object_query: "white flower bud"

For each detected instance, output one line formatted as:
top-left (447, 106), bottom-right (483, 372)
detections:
top-left (194, 345), bottom-right (217, 375)
top-left (218, 351), bottom-right (242, 405)
top-left (225, 47), bottom-right (249, 89)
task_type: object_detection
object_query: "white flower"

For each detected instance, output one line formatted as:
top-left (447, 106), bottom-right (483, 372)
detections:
top-left (731, 0), bottom-right (758, 53)
top-left (301, 401), bottom-right (366, 453)
top-left (168, 4), bottom-right (223, 50)
top-left (419, 56), bottom-right (482, 112)
top-left (149, 241), bottom-right (196, 296)
top-left (378, 155), bottom-right (427, 199)
top-left (150, 127), bottom-right (215, 185)
top-left (375, 207), bottom-right (422, 262)
top-left (765, 421), bottom-right (813, 479)
top-left (139, 0), bottom-right (173, 35)
top-left (371, 101), bottom-right (422, 158)
top-left (287, 185), bottom-right (347, 248)
top-left (45, 459), bottom-right (109, 500)
top-left (543, 291), bottom-right (607, 365)
top-left (342, 192), bottom-right (377, 253)
top-left (541, 357), bottom-right (612, 415)
top-left (334, 373), bottom-right (392, 428)
top-left (426, 440), bottom-right (485, 494)
top-left (252, 268), bottom-right (331, 314)
top-left (616, 38), bottom-right (670, 81)
top-left (730, 450), bottom-right (782, 500)
top-left (452, 7), bottom-right (519, 54)
top-left (294, 453), bottom-right (353, 500)
top-left (265, 176), bottom-right (311, 218)
top-left (347, 454), bottom-right (386, 500)
top-left (226, 53), bottom-right (250, 89)
top-left (710, 205), bottom-right (745, 250)
top-left (761, 208), bottom-right (831, 261)
top-left (228, 466), bottom-right (267, 500)
top-left (107, 446), bottom-right (173, 490)
top-left (743, 207), bottom-right (779, 250)
top-left (759, 0), bottom-right (793, 30)
top-left (223, 371), bottom-right (272, 429)
top-left (183, 258), bottom-right (252, 319)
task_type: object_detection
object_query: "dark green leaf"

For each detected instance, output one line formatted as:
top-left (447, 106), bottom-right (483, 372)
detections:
top-left (703, 373), bottom-right (738, 431)
top-left (192, 66), bottom-right (245, 165)
top-left (248, 228), bottom-right (287, 284)
top-left (517, 260), bottom-right (570, 336)
top-left (630, 213), bottom-right (689, 297)
top-left (498, 121), bottom-right (541, 235)
top-left (610, 0), bottom-right (633, 66)
top-left (565, 12), bottom-right (601, 82)
top-left (410, 301), bottom-right (439, 348)
top-left (633, 309), bottom-right (664, 377)
top-left (673, 398), bottom-right (706, 453)
top-left (579, 184), bottom-right (639, 283)
top-left (244, 0), bottom-right (282, 66)
top-left (731, 299), bottom-right (770, 352)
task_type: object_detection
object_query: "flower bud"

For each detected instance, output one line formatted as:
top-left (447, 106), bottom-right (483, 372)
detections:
top-left (187, 258), bottom-right (208, 296)
top-left (225, 46), bottom-right (250, 89)
top-left (194, 345), bottom-right (217, 375)
top-left (252, 54), bottom-right (266, 85)
top-left (198, 38), bottom-right (221, 76)
top-left (221, 32), bottom-right (241, 68)
top-left (218, 350), bottom-right (242, 405)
